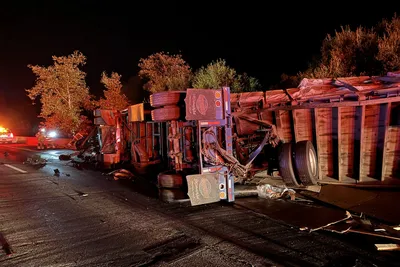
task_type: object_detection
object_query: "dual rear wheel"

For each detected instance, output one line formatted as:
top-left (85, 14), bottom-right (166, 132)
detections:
top-left (278, 140), bottom-right (318, 187)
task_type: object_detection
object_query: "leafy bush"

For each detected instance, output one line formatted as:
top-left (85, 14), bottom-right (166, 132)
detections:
top-left (138, 52), bottom-right (192, 93)
top-left (278, 14), bottom-right (400, 85)
top-left (192, 59), bottom-right (261, 92)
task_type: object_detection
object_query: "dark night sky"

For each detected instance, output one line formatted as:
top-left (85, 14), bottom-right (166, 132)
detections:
top-left (0, 1), bottom-right (399, 132)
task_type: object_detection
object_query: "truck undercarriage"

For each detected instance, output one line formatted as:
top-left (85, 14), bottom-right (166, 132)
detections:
top-left (91, 71), bottom-right (400, 206)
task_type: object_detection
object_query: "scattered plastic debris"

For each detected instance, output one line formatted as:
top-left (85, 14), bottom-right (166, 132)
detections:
top-left (257, 184), bottom-right (296, 200)
top-left (23, 155), bottom-right (47, 166)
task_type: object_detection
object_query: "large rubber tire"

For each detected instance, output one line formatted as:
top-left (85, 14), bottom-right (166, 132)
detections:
top-left (151, 106), bottom-right (180, 122)
top-left (150, 91), bottom-right (182, 108)
top-left (278, 143), bottom-right (300, 187)
top-left (158, 172), bottom-right (183, 188)
top-left (293, 140), bottom-right (318, 186)
top-left (159, 188), bottom-right (188, 203)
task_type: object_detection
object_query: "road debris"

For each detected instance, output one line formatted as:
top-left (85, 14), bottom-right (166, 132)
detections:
top-left (375, 244), bottom-right (400, 251)
top-left (300, 211), bottom-right (353, 233)
top-left (103, 169), bottom-right (135, 181)
top-left (59, 154), bottom-right (71, 161)
top-left (59, 151), bottom-right (81, 161)
top-left (73, 189), bottom-right (88, 197)
top-left (257, 184), bottom-right (296, 200)
top-left (23, 155), bottom-right (47, 166)
top-left (299, 209), bottom-right (400, 247)
top-left (0, 232), bottom-right (13, 256)
top-left (298, 184), bottom-right (400, 224)
top-left (361, 219), bottom-right (372, 226)
top-left (303, 185), bottom-right (321, 193)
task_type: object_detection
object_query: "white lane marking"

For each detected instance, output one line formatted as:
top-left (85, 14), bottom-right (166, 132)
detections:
top-left (4, 164), bottom-right (28, 173)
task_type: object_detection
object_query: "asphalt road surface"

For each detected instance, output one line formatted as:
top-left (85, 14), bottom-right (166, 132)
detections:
top-left (0, 144), bottom-right (399, 267)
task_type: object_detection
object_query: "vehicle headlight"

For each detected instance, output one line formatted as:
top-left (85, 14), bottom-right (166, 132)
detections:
top-left (48, 131), bottom-right (57, 138)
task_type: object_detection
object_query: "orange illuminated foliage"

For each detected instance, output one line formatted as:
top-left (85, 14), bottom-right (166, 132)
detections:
top-left (138, 52), bottom-right (192, 93)
top-left (26, 51), bottom-right (92, 134)
top-left (96, 72), bottom-right (130, 110)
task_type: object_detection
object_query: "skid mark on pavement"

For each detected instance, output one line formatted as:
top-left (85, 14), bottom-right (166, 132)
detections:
top-left (3, 164), bottom-right (27, 174)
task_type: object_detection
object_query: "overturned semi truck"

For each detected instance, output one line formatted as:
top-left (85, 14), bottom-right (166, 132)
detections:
top-left (93, 72), bottom-right (400, 206)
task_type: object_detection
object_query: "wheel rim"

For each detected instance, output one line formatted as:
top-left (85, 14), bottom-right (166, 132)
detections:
top-left (308, 147), bottom-right (317, 177)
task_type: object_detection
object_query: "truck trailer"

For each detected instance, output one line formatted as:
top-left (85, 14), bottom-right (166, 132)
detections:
top-left (93, 72), bottom-right (400, 206)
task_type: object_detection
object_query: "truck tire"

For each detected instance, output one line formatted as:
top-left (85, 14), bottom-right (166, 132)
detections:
top-left (278, 142), bottom-right (300, 187)
top-left (150, 91), bottom-right (182, 108)
top-left (158, 172), bottom-right (183, 188)
top-left (159, 188), bottom-right (188, 203)
top-left (293, 140), bottom-right (318, 186)
top-left (151, 106), bottom-right (180, 122)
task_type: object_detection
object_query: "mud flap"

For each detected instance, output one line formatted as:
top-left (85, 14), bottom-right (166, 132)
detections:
top-left (187, 169), bottom-right (234, 206)
top-left (187, 173), bottom-right (220, 206)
